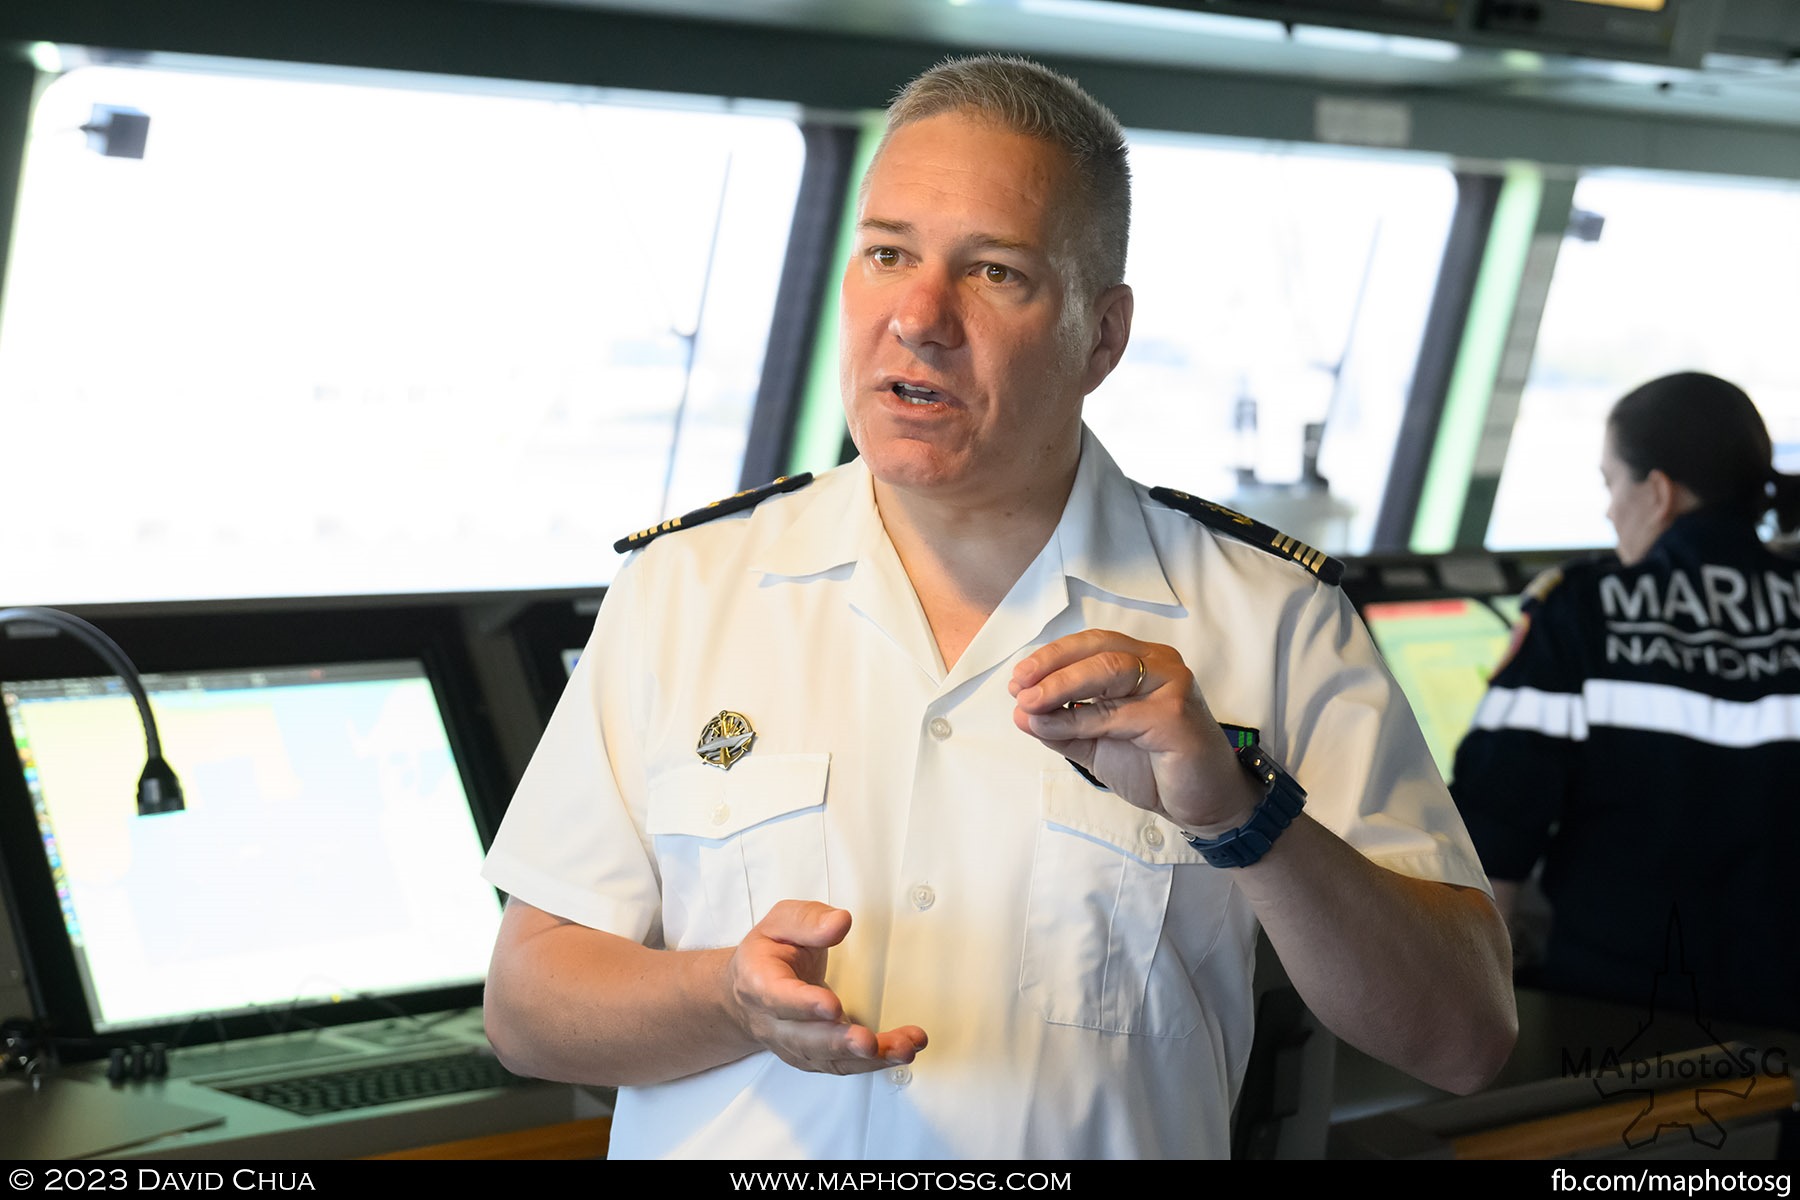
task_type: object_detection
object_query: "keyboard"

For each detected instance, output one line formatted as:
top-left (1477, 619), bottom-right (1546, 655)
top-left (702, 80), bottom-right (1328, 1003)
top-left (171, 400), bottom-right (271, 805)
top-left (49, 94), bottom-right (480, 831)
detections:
top-left (214, 1051), bottom-right (526, 1117)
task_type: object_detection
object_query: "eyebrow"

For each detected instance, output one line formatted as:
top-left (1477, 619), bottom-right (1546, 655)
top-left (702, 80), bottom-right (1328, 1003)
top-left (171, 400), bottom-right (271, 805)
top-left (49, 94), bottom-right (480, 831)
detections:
top-left (857, 216), bottom-right (1037, 257)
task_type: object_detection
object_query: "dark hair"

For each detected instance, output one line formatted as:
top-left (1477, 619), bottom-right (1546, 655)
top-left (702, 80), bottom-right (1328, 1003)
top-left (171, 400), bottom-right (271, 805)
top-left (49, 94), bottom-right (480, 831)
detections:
top-left (1608, 371), bottom-right (1800, 535)
top-left (878, 55), bottom-right (1131, 296)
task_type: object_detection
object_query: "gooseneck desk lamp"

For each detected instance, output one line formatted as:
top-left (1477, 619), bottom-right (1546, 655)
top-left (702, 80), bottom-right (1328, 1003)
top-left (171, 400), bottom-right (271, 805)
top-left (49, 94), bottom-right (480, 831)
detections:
top-left (0, 607), bottom-right (184, 815)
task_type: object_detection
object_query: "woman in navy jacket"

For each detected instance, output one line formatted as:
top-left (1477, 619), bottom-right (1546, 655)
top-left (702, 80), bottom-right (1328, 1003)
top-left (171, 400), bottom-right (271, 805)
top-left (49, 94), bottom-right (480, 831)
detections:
top-left (1452, 372), bottom-right (1800, 1036)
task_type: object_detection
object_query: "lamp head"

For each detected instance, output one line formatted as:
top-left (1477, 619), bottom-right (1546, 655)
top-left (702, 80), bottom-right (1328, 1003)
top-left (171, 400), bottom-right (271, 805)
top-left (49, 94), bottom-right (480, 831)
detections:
top-left (0, 607), bottom-right (184, 817)
top-left (137, 756), bottom-right (185, 816)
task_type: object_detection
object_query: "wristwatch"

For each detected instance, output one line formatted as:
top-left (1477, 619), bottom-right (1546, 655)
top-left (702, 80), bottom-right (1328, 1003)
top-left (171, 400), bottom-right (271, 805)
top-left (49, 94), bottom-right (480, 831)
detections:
top-left (1181, 743), bottom-right (1307, 868)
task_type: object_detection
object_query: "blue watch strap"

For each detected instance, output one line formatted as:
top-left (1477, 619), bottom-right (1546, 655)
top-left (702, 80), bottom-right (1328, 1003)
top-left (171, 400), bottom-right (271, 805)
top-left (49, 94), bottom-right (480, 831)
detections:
top-left (1182, 744), bottom-right (1307, 868)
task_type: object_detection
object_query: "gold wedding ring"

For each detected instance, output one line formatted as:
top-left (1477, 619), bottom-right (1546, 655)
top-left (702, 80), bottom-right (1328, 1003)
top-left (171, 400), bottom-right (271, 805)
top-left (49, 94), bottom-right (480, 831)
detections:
top-left (1130, 656), bottom-right (1147, 697)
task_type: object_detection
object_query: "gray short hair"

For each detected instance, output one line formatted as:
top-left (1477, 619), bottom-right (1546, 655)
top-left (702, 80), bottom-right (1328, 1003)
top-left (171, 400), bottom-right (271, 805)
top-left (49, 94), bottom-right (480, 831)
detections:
top-left (879, 55), bottom-right (1131, 296)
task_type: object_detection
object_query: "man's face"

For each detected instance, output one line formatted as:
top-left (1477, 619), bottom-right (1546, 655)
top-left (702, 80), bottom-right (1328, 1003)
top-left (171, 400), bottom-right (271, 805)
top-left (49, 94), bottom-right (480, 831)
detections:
top-left (839, 111), bottom-right (1129, 510)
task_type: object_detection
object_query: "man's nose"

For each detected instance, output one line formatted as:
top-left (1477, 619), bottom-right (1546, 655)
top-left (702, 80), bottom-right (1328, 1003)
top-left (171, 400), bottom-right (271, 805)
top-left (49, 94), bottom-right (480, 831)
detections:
top-left (889, 267), bottom-right (964, 350)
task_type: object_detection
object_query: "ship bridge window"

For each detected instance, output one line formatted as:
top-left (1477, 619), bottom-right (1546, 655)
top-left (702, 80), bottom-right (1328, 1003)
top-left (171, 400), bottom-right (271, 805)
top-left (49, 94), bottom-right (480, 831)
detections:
top-left (1487, 169), bottom-right (1800, 553)
top-left (0, 62), bottom-right (805, 604)
top-left (1087, 132), bottom-right (1456, 555)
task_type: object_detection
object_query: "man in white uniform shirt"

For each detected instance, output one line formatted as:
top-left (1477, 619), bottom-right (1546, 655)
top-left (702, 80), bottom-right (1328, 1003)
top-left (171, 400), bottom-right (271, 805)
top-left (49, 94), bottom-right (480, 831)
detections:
top-left (481, 55), bottom-right (1516, 1158)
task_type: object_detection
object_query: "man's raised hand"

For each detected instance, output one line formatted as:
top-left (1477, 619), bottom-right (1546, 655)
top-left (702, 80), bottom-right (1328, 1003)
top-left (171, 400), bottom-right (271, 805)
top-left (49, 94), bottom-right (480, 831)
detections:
top-left (1008, 630), bottom-right (1261, 836)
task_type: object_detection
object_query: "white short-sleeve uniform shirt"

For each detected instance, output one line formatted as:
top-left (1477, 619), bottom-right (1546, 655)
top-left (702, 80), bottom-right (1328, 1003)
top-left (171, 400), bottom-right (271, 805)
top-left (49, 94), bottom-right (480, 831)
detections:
top-left (482, 429), bottom-right (1488, 1159)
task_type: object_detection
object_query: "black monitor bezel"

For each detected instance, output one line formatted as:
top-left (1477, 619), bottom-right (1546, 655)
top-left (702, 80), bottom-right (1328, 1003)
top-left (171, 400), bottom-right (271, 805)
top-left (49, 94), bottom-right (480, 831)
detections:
top-left (506, 593), bottom-right (603, 725)
top-left (0, 603), bottom-right (511, 1061)
top-left (1338, 549), bottom-right (1578, 613)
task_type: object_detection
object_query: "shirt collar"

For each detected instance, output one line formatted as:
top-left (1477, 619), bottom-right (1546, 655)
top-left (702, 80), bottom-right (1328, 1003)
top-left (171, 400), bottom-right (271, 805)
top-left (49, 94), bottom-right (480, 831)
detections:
top-left (1053, 427), bottom-right (1180, 608)
top-left (751, 427), bottom-right (1180, 609)
top-left (752, 458), bottom-right (878, 580)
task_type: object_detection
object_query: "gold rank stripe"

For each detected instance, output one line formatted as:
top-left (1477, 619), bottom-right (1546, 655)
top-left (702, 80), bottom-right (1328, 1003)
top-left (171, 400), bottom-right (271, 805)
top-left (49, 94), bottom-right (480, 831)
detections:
top-left (620, 513), bottom-right (691, 545)
top-left (1147, 485), bottom-right (1344, 586)
top-left (1270, 532), bottom-right (1329, 575)
top-left (614, 473), bottom-right (814, 553)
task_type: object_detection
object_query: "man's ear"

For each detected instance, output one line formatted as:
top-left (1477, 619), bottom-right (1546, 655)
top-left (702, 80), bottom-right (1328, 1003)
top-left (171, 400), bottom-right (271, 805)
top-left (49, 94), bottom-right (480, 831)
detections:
top-left (1083, 283), bottom-right (1133, 395)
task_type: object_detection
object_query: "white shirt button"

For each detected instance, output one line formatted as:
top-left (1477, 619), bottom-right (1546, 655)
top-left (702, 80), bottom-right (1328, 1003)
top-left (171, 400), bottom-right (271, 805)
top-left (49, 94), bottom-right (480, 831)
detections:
top-left (928, 717), bottom-right (952, 740)
top-left (710, 803), bottom-right (730, 827)
top-left (889, 1065), bottom-right (913, 1087)
top-left (910, 884), bottom-right (936, 911)
top-left (1142, 824), bottom-right (1165, 850)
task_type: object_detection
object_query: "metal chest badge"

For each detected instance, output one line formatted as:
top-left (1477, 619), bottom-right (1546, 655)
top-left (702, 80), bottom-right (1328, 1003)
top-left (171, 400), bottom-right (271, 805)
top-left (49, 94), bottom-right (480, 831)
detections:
top-left (697, 711), bottom-right (756, 770)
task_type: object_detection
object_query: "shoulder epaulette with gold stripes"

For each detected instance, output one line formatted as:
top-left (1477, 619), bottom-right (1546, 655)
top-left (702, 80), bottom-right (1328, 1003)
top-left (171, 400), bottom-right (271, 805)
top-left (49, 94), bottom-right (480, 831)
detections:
top-left (1149, 487), bottom-right (1344, 586)
top-left (613, 474), bottom-right (814, 553)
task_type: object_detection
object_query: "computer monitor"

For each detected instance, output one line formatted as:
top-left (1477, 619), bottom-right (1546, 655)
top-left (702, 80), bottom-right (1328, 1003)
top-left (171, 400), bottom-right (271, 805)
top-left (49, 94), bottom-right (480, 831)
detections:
top-left (0, 607), bottom-right (509, 1057)
top-left (1360, 596), bottom-right (1516, 779)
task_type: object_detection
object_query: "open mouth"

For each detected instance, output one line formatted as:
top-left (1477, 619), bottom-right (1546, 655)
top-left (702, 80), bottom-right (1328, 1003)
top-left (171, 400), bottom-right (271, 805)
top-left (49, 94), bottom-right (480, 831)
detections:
top-left (892, 382), bottom-right (944, 405)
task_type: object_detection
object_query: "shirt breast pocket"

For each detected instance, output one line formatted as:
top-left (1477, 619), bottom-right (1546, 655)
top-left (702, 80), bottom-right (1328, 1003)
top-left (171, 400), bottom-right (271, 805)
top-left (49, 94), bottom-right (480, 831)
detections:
top-left (1019, 770), bottom-right (1228, 1037)
top-left (645, 753), bottom-right (831, 951)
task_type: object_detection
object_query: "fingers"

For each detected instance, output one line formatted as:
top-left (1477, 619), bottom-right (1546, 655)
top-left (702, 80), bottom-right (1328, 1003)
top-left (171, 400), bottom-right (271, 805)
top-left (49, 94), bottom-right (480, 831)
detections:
top-left (730, 901), bottom-right (926, 1076)
top-left (1011, 629), bottom-right (1125, 696)
top-left (1010, 633), bottom-right (1164, 753)
top-left (875, 1025), bottom-right (929, 1062)
top-left (1013, 700), bottom-right (1149, 754)
top-left (1012, 638), bottom-right (1163, 716)
top-left (732, 902), bottom-right (854, 1023)
top-left (752, 1008), bottom-right (927, 1076)
top-left (766, 1020), bottom-right (926, 1076)
top-left (1012, 633), bottom-right (1264, 833)
top-left (1010, 630), bottom-right (1226, 820)
top-left (751, 968), bottom-right (845, 1023)
top-left (757, 898), bottom-right (853, 949)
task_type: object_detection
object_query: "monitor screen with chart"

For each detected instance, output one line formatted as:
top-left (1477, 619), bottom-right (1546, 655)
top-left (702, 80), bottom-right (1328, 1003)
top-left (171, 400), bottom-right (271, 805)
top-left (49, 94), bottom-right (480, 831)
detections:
top-left (1360, 596), bottom-right (1518, 779)
top-left (0, 608), bottom-right (508, 1053)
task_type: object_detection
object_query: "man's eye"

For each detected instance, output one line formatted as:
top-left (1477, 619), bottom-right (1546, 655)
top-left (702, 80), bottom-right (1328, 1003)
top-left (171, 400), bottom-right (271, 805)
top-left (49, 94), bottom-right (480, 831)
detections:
top-left (868, 247), bottom-right (902, 268)
top-left (981, 263), bottom-right (1017, 285)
